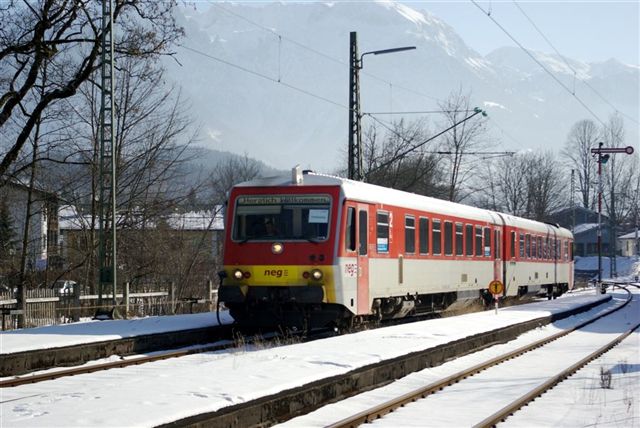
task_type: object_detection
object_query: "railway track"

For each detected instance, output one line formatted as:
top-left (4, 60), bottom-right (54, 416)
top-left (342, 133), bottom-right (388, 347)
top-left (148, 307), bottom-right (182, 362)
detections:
top-left (0, 292), bottom-right (586, 389)
top-left (0, 324), bottom-right (330, 388)
top-left (325, 285), bottom-right (638, 428)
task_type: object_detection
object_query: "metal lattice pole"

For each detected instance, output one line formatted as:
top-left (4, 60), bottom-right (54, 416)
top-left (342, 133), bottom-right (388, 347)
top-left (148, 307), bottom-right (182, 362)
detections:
top-left (348, 31), bottom-right (363, 181)
top-left (98, 0), bottom-right (117, 308)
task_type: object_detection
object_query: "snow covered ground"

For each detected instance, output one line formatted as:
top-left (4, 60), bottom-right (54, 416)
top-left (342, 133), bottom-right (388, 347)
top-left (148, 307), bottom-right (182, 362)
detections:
top-left (1, 288), bottom-right (637, 427)
top-left (282, 288), bottom-right (639, 427)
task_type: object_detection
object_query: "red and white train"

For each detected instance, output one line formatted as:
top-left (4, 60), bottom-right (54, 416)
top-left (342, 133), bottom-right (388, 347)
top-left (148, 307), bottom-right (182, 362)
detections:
top-left (218, 169), bottom-right (574, 328)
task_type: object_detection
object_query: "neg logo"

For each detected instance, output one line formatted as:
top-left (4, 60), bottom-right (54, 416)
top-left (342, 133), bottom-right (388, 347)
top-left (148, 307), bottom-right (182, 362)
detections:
top-left (264, 269), bottom-right (288, 278)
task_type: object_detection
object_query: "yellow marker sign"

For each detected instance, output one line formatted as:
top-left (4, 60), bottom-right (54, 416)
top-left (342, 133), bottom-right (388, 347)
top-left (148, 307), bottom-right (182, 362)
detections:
top-left (489, 280), bottom-right (504, 295)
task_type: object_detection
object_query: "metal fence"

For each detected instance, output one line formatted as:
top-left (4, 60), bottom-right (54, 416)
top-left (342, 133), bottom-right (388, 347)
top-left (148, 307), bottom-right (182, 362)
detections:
top-left (0, 283), bottom-right (219, 331)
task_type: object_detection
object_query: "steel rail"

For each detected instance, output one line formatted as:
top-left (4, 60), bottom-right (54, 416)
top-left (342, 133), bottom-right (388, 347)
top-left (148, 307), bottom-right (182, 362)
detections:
top-left (328, 288), bottom-right (633, 428)
top-left (475, 316), bottom-right (640, 427)
top-left (0, 341), bottom-right (233, 388)
top-left (1, 325), bottom-right (337, 388)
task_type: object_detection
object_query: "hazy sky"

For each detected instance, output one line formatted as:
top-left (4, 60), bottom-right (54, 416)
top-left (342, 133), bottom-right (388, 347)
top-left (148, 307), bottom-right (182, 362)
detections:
top-left (407, 1), bottom-right (639, 65)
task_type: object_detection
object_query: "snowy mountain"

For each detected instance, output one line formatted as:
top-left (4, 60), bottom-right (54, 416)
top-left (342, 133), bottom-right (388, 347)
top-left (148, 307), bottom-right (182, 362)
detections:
top-left (164, 1), bottom-right (639, 171)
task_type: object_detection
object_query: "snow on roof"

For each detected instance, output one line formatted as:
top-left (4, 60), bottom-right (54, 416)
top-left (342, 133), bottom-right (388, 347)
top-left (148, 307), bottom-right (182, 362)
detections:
top-left (618, 230), bottom-right (640, 240)
top-left (572, 223), bottom-right (598, 235)
top-left (58, 205), bottom-right (224, 231)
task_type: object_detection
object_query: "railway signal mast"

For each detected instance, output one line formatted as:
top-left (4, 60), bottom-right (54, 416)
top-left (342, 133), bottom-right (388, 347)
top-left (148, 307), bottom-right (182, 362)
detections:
top-left (590, 143), bottom-right (634, 293)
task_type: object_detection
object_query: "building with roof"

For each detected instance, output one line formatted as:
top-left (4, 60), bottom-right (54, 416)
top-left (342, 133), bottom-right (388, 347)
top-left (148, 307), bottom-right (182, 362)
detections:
top-left (618, 229), bottom-right (639, 257)
top-left (58, 206), bottom-right (225, 292)
top-left (0, 179), bottom-right (59, 273)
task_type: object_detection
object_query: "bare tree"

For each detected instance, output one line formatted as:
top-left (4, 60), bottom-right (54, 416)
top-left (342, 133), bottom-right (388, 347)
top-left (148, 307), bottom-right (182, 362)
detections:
top-left (437, 88), bottom-right (489, 202)
top-left (360, 120), bottom-right (443, 197)
top-left (0, 0), bottom-right (183, 178)
top-left (477, 150), bottom-right (565, 221)
top-left (523, 151), bottom-right (567, 221)
top-left (562, 119), bottom-right (600, 210)
top-left (208, 154), bottom-right (262, 204)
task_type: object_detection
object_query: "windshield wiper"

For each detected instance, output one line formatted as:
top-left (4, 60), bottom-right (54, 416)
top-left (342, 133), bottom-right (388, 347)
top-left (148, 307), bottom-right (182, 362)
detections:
top-left (300, 235), bottom-right (321, 244)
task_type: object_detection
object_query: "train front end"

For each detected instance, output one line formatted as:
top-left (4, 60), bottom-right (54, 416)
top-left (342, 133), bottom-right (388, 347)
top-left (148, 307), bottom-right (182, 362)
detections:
top-left (218, 174), bottom-right (347, 329)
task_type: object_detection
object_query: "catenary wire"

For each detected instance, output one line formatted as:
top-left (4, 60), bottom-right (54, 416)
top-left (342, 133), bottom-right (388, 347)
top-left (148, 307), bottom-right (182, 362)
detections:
top-left (179, 44), bottom-right (349, 111)
top-left (471, 0), bottom-right (607, 127)
top-left (512, 0), bottom-right (639, 126)
top-left (190, 2), bottom-right (537, 151)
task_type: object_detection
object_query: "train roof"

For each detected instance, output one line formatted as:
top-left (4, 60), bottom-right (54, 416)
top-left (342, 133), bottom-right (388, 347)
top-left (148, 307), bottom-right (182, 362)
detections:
top-left (233, 171), bottom-right (572, 238)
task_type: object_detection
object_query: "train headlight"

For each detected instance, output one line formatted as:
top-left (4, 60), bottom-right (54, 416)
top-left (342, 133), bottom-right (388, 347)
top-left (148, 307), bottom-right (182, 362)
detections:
top-left (271, 242), bottom-right (284, 254)
top-left (233, 269), bottom-right (244, 280)
top-left (311, 269), bottom-right (323, 281)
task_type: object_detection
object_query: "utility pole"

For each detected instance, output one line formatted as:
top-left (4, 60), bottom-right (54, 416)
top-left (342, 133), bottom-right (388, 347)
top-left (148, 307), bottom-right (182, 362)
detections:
top-left (590, 143), bottom-right (634, 293)
top-left (348, 32), bottom-right (415, 181)
top-left (570, 169), bottom-right (576, 232)
top-left (98, 0), bottom-right (117, 310)
top-left (348, 32), bottom-right (362, 182)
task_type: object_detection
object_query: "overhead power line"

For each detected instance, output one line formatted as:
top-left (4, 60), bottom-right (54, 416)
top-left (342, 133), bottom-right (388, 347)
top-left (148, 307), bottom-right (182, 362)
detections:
top-left (179, 44), bottom-right (348, 111)
top-left (512, 0), bottom-right (639, 126)
top-left (471, 0), bottom-right (607, 127)
top-left (210, 1), bottom-right (443, 103)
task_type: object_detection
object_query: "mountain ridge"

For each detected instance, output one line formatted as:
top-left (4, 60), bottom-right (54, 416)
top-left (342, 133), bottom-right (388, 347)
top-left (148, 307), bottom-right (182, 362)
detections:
top-left (165, 1), bottom-right (639, 171)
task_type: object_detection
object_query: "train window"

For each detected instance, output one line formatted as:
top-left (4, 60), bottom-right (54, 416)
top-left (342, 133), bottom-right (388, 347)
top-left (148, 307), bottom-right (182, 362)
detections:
top-left (570, 241), bottom-right (574, 260)
top-left (405, 215), bottom-right (416, 254)
top-left (433, 220), bottom-right (442, 255)
top-left (444, 221), bottom-right (453, 255)
top-left (475, 226), bottom-right (482, 257)
top-left (564, 240), bottom-right (569, 261)
top-left (511, 231), bottom-right (516, 259)
top-left (465, 224), bottom-right (473, 256)
top-left (454, 223), bottom-right (463, 256)
top-left (233, 194), bottom-right (331, 242)
top-left (545, 237), bottom-right (550, 260)
top-left (525, 234), bottom-right (531, 258)
top-left (537, 237), bottom-right (542, 259)
top-left (376, 211), bottom-right (389, 253)
top-left (531, 236), bottom-right (537, 260)
top-left (519, 233), bottom-right (525, 258)
top-left (359, 210), bottom-right (368, 255)
top-left (484, 227), bottom-right (491, 257)
top-left (345, 207), bottom-right (356, 252)
top-left (419, 217), bottom-right (429, 255)
top-left (495, 230), bottom-right (501, 259)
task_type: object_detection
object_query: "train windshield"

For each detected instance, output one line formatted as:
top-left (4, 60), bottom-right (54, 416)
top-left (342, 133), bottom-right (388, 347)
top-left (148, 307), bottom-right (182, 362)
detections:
top-left (232, 194), bottom-right (331, 242)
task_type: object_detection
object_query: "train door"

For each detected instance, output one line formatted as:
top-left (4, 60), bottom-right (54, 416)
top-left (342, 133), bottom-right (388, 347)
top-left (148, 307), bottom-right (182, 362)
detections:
top-left (356, 205), bottom-right (370, 314)
top-left (494, 227), bottom-right (502, 282)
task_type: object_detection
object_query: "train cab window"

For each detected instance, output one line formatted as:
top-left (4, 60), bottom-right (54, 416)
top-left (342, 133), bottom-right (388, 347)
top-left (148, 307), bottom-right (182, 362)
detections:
top-left (455, 223), bottom-right (463, 256)
top-left (465, 224), bottom-right (473, 256)
top-left (345, 207), bottom-right (356, 252)
top-left (359, 210), bottom-right (368, 255)
top-left (519, 233), bottom-right (525, 258)
top-left (233, 194), bottom-right (331, 242)
top-left (511, 231), bottom-right (516, 259)
top-left (483, 227), bottom-right (491, 257)
top-left (376, 211), bottom-right (389, 253)
top-left (495, 230), bottom-right (501, 259)
top-left (419, 217), bottom-right (429, 255)
top-left (405, 216), bottom-right (416, 254)
top-left (475, 226), bottom-right (482, 256)
top-left (433, 220), bottom-right (442, 255)
top-left (444, 221), bottom-right (453, 255)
